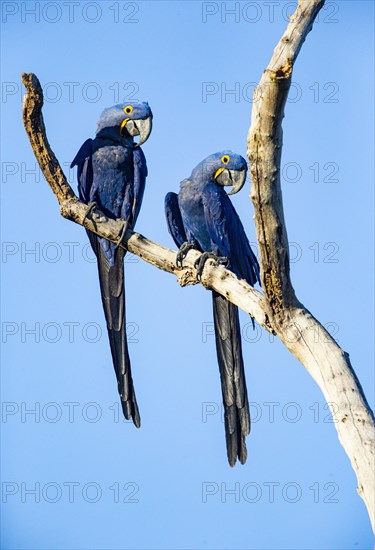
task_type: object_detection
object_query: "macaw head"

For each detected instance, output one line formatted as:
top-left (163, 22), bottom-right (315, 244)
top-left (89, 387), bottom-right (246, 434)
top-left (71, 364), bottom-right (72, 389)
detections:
top-left (96, 101), bottom-right (153, 146)
top-left (192, 151), bottom-right (248, 195)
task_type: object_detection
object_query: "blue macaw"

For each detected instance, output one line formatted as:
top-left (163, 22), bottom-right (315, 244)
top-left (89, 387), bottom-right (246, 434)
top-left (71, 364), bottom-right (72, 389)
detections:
top-left (165, 151), bottom-right (260, 466)
top-left (71, 101), bottom-right (153, 428)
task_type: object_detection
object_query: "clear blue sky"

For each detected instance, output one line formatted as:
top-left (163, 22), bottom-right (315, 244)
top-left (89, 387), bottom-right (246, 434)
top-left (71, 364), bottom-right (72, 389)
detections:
top-left (1, 1), bottom-right (374, 549)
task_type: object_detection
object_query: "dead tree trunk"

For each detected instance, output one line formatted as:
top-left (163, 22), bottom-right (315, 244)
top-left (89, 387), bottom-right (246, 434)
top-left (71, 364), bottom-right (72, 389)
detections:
top-left (247, 0), bottom-right (374, 531)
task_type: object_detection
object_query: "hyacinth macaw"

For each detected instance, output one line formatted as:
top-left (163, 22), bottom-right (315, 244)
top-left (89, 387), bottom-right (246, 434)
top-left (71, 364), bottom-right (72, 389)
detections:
top-left (71, 101), bottom-right (153, 428)
top-left (165, 151), bottom-right (260, 466)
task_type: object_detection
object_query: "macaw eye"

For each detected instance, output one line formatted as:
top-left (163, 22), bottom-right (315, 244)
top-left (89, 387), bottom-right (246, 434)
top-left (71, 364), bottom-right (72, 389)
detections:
top-left (124, 105), bottom-right (133, 115)
top-left (221, 155), bottom-right (230, 164)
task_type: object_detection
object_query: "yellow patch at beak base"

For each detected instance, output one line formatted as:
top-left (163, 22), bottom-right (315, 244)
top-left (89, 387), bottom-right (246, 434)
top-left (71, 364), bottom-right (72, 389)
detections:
top-left (214, 167), bottom-right (225, 180)
top-left (120, 118), bottom-right (130, 135)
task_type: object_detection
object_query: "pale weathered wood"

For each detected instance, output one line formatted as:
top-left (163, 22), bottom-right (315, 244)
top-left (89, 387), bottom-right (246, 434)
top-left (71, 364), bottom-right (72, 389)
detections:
top-left (22, 0), bottom-right (374, 530)
top-left (247, 0), bottom-right (374, 530)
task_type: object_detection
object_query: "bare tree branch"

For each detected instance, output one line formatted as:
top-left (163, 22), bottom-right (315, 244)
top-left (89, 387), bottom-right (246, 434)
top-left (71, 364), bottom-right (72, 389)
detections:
top-left (21, 0), bottom-right (374, 530)
top-left (248, 0), bottom-right (374, 530)
top-left (21, 72), bottom-right (272, 334)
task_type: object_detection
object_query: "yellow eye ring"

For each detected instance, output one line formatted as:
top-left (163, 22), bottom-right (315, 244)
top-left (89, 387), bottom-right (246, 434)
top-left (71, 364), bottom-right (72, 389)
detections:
top-left (124, 105), bottom-right (133, 115)
top-left (221, 155), bottom-right (230, 164)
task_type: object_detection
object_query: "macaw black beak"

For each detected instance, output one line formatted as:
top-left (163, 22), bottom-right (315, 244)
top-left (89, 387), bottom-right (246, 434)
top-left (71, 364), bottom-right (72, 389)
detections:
top-left (120, 116), bottom-right (153, 147)
top-left (214, 167), bottom-right (247, 195)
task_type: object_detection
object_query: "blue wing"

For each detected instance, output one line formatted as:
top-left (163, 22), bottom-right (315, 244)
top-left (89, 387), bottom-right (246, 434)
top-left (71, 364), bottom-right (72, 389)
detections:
top-left (202, 185), bottom-right (260, 286)
top-left (71, 138), bottom-right (100, 255)
top-left (164, 192), bottom-right (187, 248)
top-left (130, 146), bottom-right (148, 228)
top-left (71, 138), bottom-right (93, 203)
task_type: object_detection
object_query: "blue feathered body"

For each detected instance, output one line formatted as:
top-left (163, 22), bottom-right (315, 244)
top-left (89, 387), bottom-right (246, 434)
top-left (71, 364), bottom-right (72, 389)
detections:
top-left (178, 178), bottom-right (260, 287)
top-left (71, 129), bottom-right (147, 266)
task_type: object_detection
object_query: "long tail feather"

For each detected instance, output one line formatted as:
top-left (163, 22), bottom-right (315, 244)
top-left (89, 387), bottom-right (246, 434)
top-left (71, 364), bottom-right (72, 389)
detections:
top-left (96, 244), bottom-right (140, 428)
top-left (212, 291), bottom-right (250, 465)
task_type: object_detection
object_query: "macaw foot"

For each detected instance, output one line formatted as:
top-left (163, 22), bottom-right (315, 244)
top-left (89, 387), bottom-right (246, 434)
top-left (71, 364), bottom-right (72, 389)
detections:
top-left (194, 252), bottom-right (229, 281)
top-left (82, 201), bottom-right (98, 225)
top-left (115, 220), bottom-right (129, 249)
top-left (176, 241), bottom-right (197, 267)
